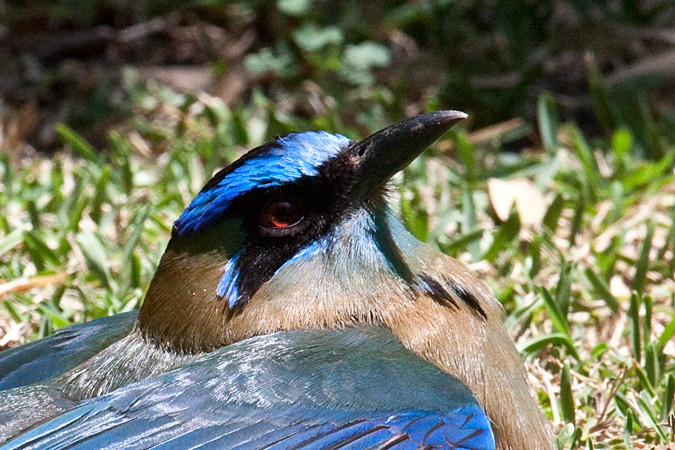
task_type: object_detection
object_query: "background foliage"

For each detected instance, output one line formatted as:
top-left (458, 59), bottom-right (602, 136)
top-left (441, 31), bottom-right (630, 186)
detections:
top-left (0, 1), bottom-right (674, 448)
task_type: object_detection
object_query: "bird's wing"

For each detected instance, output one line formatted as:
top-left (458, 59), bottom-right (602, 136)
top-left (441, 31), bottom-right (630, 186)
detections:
top-left (2, 327), bottom-right (494, 450)
top-left (0, 311), bottom-right (137, 391)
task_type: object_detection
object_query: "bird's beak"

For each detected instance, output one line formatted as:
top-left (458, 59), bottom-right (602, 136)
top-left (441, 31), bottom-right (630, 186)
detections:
top-left (348, 110), bottom-right (467, 201)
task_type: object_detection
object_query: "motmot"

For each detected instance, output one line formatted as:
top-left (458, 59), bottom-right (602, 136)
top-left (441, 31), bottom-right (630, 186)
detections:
top-left (0, 111), bottom-right (554, 449)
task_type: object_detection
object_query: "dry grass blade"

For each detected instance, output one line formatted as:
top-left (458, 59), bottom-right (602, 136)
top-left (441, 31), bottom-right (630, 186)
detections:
top-left (0, 273), bottom-right (70, 300)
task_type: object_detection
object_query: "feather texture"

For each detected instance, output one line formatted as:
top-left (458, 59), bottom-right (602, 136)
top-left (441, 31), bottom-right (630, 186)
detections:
top-left (0, 112), bottom-right (554, 450)
top-left (0, 312), bottom-right (137, 392)
top-left (174, 132), bottom-right (351, 236)
top-left (1, 327), bottom-right (494, 450)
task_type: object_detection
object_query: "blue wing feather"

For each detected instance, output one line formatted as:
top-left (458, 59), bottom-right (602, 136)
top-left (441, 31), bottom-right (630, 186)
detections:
top-left (1, 327), bottom-right (494, 450)
top-left (0, 312), bottom-right (137, 392)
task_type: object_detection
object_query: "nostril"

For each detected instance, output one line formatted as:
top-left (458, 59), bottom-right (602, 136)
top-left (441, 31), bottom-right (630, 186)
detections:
top-left (353, 142), bottom-right (369, 158)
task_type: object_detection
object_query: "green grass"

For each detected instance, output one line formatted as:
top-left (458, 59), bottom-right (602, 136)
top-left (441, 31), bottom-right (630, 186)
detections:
top-left (2, 1), bottom-right (675, 447)
top-left (1, 75), bottom-right (674, 449)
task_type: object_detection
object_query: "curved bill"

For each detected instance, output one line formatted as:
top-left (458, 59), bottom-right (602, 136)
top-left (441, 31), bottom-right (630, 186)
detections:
top-left (348, 110), bottom-right (467, 201)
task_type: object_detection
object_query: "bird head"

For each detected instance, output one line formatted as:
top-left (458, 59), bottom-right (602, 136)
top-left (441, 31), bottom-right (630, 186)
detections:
top-left (138, 111), bottom-right (478, 353)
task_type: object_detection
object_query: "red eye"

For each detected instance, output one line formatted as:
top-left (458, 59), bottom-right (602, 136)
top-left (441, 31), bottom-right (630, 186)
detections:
top-left (263, 198), bottom-right (303, 228)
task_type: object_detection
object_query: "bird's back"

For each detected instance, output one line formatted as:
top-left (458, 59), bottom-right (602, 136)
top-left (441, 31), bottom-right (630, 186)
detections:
top-left (0, 326), bottom-right (494, 450)
top-left (0, 312), bottom-right (137, 392)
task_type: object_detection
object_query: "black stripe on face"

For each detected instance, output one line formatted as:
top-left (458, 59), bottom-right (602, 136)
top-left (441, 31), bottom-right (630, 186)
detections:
top-left (218, 150), bottom-right (360, 310)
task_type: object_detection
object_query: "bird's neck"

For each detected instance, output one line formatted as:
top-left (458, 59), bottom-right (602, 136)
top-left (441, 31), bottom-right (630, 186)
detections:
top-left (136, 218), bottom-right (554, 449)
top-left (137, 245), bottom-right (231, 353)
top-left (137, 206), bottom-right (411, 352)
top-left (379, 252), bottom-right (555, 450)
top-left (385, 290), bottom-right (554, 450)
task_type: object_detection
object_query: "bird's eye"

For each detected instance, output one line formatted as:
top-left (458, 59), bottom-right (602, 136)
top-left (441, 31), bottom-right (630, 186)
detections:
top-left (263, 197), bottom-right (303, 228)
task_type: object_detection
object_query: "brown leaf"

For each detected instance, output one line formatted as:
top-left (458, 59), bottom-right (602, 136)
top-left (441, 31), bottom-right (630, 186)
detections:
top-left (488, 177), bottom-right (547, 227)
top-left (487, 178), bottom-right (516, 222)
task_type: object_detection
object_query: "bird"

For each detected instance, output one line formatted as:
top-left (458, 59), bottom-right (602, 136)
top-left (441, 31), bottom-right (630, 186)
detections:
top-left (0, 111), bottom-right (554, 450)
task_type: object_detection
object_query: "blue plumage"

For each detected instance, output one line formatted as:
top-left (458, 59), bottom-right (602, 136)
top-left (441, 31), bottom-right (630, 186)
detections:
top-left (218, 250), bottom-right (243, 307)
top-left (1, 328), bottom-right (493, 450)
top-left (0, 111), bottom-right (554, 449)
top-left (174, 131), bottom-right (350, 236)
top-left (0, 312), bottom-right (137, 392)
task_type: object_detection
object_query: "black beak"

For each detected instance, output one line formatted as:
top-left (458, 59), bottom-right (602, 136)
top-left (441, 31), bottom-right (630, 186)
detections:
top-left (348, 110), bottom-right (467, 201)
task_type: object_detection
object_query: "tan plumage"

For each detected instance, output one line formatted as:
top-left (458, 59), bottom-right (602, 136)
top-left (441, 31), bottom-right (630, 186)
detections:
top-left (137, 206), bottom-right (555, 450)
top-left (386, 253), bottom-right (555, 450)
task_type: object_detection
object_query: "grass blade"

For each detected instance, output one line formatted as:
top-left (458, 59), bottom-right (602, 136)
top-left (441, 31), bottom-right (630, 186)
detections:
top-left (560, 362), bottom-right (575, 424)
top-left (629, 292), bottom-right (642, 363)
top-left (632, 221), bottom-right (655, 294)
top-left (584, 267), bottom-right (620, 313)
top-left (538, 92), bottom-right (560, 149)
top-left (55, 124), bottom-right (99, 163)
top-left (541, 286), bottom-right (570, 336)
